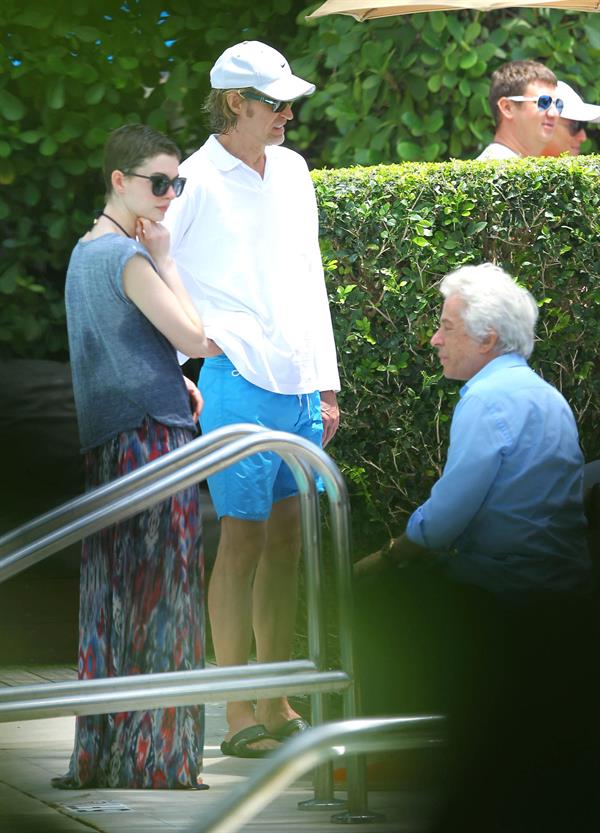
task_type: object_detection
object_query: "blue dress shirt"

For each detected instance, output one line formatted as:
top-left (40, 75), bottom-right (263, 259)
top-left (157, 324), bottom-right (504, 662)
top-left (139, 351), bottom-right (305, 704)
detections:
top-left (406, 353), bottom-right (591, 597)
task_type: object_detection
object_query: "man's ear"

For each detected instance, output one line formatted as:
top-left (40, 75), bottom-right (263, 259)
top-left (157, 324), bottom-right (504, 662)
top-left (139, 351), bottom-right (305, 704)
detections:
top-left (496, 97), bottom-right (515, 122)
top-left (226, 90), bottom-right (244, 116)
top-left (480, 330), bottom-right (499, 355)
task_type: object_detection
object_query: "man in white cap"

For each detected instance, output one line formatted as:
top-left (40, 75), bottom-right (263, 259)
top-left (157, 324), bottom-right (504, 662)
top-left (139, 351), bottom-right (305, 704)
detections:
top-left (164, 41), bottom-right (340, 758)
top-left (542, 80), bottom-right (600, 156)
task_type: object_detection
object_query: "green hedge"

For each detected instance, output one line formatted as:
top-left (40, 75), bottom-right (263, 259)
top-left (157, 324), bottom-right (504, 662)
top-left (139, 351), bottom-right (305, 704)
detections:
top-left (4, 2), bottom-right (600, 358)
top-left (290, 7), bottom-right (600, 166)
top-left (314, 156), bottom-right (600, 547)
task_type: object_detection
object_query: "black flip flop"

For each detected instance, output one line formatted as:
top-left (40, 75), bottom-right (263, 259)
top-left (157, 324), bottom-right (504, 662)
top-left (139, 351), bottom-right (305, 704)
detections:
top-left (220, 724), bottom-right (278, 759)
top-left (272, 717), bottom-right (311, 741)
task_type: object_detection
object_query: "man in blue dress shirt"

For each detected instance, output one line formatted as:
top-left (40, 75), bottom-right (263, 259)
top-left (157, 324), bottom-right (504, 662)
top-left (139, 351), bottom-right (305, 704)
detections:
top-left (354, 263), bottom-right (596, 832)
top-left (356, 262), bottom-right (591, 591)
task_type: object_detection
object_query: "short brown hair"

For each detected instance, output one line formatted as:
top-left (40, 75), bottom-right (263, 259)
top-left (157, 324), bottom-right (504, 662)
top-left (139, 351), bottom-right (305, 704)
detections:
top-left (489, 61), bottom-right (557, 127)
top-left (103, 124), bottom-right (180, 196)
top-left (204, 89), bottom-right (239, 135)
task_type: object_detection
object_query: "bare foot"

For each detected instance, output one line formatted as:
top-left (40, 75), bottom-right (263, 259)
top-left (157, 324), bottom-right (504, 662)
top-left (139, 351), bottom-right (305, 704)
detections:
top-left (255, 696), bottom-right (305, 737)
top-left (225, 702), bottom-right (280, 752)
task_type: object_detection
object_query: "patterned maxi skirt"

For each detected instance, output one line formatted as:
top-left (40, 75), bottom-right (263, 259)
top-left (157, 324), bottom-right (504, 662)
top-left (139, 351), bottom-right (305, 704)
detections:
top-left (56, 417), bottom-right (205, 789)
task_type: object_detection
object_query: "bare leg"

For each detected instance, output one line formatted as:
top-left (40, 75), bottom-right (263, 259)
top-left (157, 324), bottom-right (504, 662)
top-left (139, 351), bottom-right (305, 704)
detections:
top-left (208, 515), bottom-right (278, 751)
top-left (253, 496), bottom-right (304, 734)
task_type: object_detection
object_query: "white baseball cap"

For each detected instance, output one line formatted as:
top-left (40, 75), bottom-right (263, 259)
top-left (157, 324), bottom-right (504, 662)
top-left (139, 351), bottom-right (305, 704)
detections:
top-left (210, 41), bottom-right (315, 101)
top-left (557, 80), bottom-right (600, 123)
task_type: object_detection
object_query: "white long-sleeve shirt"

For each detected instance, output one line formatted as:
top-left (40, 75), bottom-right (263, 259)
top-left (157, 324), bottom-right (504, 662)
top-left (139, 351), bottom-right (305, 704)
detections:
top-left (164, 135), bottom-right (340, 395)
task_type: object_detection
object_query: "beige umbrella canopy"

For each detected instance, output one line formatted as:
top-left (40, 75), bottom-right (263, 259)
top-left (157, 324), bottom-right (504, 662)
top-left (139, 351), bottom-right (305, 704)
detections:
top-left (307, 0), bottom-right (600, 20)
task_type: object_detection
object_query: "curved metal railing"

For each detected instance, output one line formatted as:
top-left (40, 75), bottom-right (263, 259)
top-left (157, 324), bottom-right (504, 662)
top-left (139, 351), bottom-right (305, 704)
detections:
top-left (0, 426), bottom-right (369, 816)
top-left (188, 715), bottom-right (445, 833)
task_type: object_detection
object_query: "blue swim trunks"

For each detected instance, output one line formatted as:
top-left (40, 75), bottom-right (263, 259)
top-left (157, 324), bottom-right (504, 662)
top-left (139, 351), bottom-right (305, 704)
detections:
top-left (198, 355), bottom-right (324, 521)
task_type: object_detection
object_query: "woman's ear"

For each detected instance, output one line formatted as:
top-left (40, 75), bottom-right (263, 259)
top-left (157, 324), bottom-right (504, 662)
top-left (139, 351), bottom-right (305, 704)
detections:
top-left (111, 169), bottom-right (126, 195)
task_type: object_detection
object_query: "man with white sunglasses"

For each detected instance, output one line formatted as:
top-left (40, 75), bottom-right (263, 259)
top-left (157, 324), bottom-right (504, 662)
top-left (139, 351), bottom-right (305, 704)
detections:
top-left (477, 60), bottom-right (561, 160)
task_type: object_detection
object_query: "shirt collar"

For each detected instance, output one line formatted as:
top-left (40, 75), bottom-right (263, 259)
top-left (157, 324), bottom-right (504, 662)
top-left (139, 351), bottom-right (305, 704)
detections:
top-left (460, 352), bottom-right (528, 398)
top-left (205, 134), bottom-right (273, 174)
top-left (205, 134), bottom-right (244, 171)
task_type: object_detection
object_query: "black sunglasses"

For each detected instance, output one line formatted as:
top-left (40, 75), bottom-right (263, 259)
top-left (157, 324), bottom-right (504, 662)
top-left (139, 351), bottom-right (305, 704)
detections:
top-left (566, 120), bottom-right (586, 136)
top-left (239, 90), bottom-right (292, 113)
top-left (124, 172), bottom-right (186, 197)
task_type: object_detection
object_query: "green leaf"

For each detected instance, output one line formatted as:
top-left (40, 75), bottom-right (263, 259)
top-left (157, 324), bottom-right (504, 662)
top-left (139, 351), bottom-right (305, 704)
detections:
top-left (13, 9), bottom-right (54, 27)
top-left (61, 158), bottom-right (87, 175)
top-left (20, 130), bottom-right (43, 144)
top-left (23, 183), bottom-right (41, 207)
top-left (48, 216), bottom-right (67, 240)
top-left (40, 136), bottom-right (59, 156)
top-left (429, 12), bottom-right (446, 33)
top-left (446, 13), bottom-right (463, 40)
top-left (47, 80), bottom-right (65, 110)
top-left (0, 90), bottom-right (26, 121)
top-left (428, 75), bottom-right (442, 94)
top-left (465, 21), bottom-right (481, 43)
top-left (70, 25), bottom-right (102, 43)
top-left (117, 56), bottom-right (140, 70)
top-left (0, 265), bottom-right (19, 293)
top-left (84, 83), bottom-right (106, 105)
top-left (402, 111), bottom-right (424, 134)
top-left (424, 111), bottom-right (444, 133)
top-left (396, 141), bottom-right (422, 161)
top-left (583, 19), bottom-right (600, 50)
top-left (459, 51), bottom-right (478, 70)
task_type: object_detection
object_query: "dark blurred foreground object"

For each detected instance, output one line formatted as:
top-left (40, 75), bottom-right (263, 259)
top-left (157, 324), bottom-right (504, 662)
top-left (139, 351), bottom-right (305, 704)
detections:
top-left (584, 459), bottom-right (600, 578)
top-left (0, 359), bottom-right (83, 526)
top-left (354, 561), bottom-right (599, 833)
top-left (0, 359), bottom-right (82, 663)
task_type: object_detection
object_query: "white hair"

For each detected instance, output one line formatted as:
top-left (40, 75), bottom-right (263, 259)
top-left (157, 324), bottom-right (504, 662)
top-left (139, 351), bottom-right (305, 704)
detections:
top-left (440, 263), bottom-right (539, 359)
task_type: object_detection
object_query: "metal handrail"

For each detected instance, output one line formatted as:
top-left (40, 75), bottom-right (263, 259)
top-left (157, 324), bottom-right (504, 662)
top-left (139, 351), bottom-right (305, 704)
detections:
top-left (188, 716), bottom-right (445, 833)
top-left (0, 427), bottom-right (361, 809)
top-left (0, 666), bottom-right (350, 723)
top-left (0, 660), bottom-right (317, 704)
top-left (0, 430), bottom-right (344, 584)
top-left (0, 423), bottom-right (266, 558)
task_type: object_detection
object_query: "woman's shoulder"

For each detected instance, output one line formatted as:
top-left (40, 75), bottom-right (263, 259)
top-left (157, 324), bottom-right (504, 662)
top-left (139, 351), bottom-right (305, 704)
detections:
top-left (71, 233), bottom-right (149, 266)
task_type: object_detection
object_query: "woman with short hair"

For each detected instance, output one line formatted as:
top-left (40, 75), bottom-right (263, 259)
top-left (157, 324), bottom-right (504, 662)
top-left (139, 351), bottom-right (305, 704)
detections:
top-left (53, 123), bottom-right (219, 790)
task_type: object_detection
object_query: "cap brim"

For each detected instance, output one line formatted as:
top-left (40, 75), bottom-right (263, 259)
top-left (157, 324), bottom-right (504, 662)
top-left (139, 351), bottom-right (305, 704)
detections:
top-left (562, 101), bottom-right (600, 122)
top-left (254, 75), bottom-right (316, 101)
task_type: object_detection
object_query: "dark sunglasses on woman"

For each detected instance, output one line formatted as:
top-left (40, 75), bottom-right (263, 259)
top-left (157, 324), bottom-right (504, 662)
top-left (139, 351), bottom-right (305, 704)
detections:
top-left (124, 172), bottom-right (187, 197)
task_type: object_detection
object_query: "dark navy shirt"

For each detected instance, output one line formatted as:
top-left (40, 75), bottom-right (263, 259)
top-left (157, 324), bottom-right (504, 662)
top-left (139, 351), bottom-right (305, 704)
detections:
top-left (65, 233), bottom-right (195, 451)
top-left (407, 353), bottom-right (591, 597)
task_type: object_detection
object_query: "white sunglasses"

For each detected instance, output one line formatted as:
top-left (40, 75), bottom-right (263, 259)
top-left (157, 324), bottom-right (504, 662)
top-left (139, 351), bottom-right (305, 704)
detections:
top-left (506, 94), bottom-right (564, 115)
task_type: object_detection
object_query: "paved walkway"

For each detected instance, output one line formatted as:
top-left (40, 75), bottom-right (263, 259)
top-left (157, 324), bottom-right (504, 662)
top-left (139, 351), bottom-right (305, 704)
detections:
top-left (0, 668), bottom-right (438, 833)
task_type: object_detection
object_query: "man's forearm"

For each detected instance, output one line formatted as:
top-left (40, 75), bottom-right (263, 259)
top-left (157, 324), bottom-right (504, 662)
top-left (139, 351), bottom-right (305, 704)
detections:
top-left (383, 532), bottom-right (431, 566)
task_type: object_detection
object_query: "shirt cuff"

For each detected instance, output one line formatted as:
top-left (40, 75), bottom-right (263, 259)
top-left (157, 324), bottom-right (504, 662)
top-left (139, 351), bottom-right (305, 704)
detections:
top-left (406, 506), bottom-right (430, 549)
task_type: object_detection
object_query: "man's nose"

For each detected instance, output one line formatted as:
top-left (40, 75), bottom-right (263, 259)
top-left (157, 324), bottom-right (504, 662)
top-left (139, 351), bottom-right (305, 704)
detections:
top-left (431, 329), bottom-right (443, 346)
top-left (281, 104), bottom-right (294, 120)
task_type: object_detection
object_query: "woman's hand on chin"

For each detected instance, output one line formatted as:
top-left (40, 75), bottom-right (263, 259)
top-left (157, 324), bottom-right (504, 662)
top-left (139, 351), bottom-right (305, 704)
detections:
top-left (136, 217), bottom-right (171, 266)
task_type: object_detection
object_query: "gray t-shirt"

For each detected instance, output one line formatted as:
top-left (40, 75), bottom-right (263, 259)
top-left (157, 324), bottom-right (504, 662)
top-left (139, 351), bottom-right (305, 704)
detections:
top-left (65, 233), bottom-right (195, 451)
